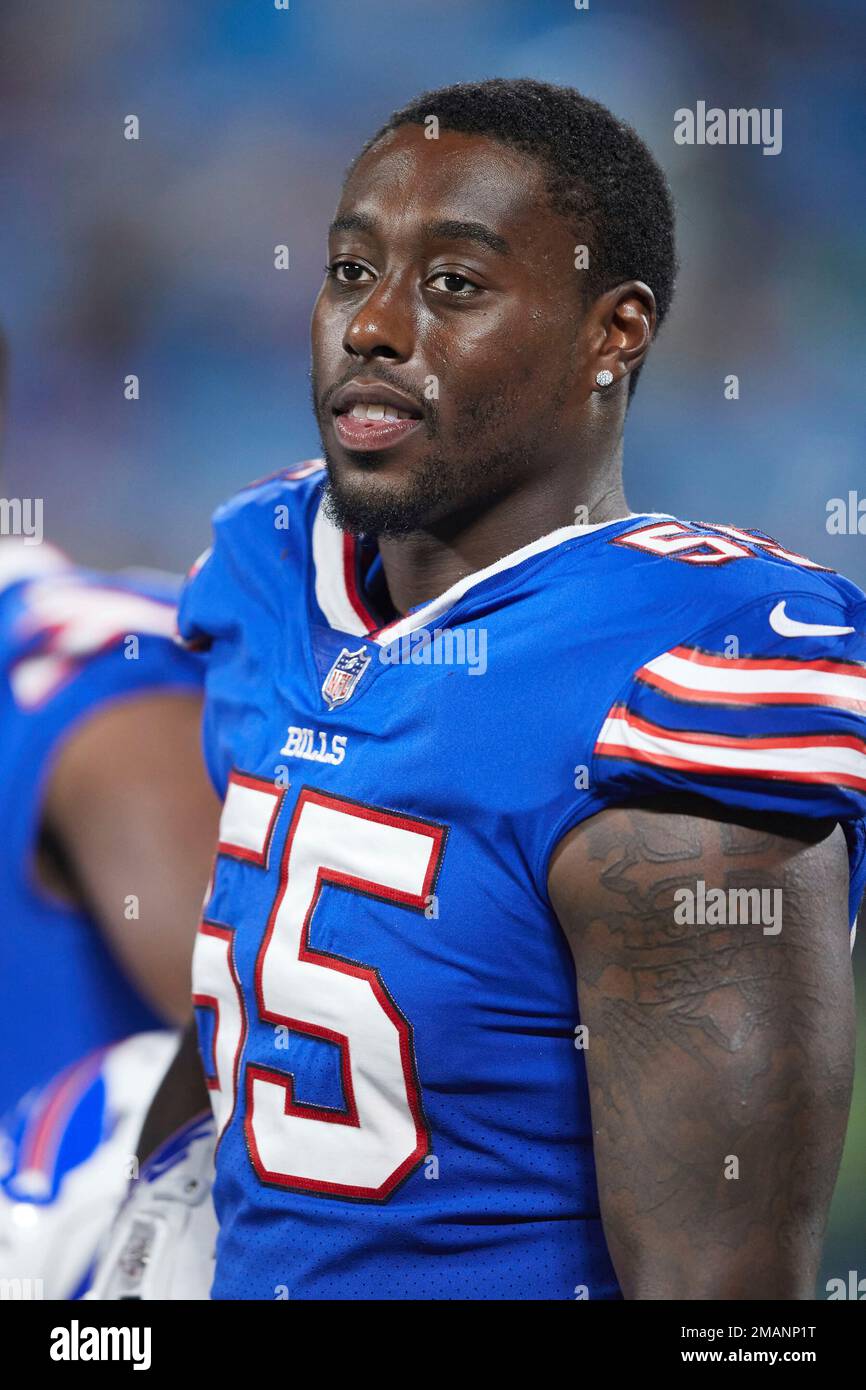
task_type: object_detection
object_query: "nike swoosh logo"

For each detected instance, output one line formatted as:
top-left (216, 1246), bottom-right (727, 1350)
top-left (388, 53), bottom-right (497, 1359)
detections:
top-left (769, 600), bottom-right (855, 638)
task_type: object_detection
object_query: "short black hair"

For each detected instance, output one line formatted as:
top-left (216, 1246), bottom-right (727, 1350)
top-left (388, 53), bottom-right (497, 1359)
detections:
top-left (357, 77), bottom-right (677, 398)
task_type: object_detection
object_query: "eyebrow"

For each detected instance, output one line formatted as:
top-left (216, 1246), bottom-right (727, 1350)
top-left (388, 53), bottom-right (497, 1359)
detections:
top-left (329, 213), bottom-right (511, 256)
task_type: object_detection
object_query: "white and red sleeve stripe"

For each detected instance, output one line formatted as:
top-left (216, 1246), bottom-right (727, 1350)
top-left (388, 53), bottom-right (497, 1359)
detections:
top-left (636, 644), bottom-right (866, 714)
top-left (596, 705), bottom-right (866, 791)
top-left (595, 618), bottom-right (866, 802)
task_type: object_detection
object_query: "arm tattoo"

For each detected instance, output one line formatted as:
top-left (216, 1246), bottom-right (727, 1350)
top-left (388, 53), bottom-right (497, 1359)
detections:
top-left (550, 803), bottom-right (854, 1298)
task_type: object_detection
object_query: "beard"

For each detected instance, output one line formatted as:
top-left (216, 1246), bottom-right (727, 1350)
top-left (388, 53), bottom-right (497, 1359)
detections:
top-left (320, 439), bottom-right (534, 540)
top-left (314, 373), bottom-right (539, 540)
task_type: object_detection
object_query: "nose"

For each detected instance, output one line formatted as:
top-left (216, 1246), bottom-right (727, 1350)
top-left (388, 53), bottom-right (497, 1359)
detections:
top-left (343, 274), bottom-right (414, 363)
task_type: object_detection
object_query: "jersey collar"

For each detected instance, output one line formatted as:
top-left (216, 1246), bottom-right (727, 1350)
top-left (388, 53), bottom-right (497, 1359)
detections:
top-left (311, 494), bottom-right (652, 644)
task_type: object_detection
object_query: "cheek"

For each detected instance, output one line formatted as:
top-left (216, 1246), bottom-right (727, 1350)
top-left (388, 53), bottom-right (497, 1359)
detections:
top-left (433, 316), bottom-right (561, 423)
top-left (310, 296), bottom-right (345, 367)
top-left (432, 298), bottom-right (559, 374)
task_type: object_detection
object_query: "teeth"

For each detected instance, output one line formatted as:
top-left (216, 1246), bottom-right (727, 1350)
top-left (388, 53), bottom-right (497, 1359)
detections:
top-left (348, 402), bottom-right (415, 422)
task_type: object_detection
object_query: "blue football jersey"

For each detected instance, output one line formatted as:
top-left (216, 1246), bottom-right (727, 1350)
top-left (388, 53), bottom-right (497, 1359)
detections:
top-left (0, 542), bottom-right (204, 1113)
top-left (179, 465), bottom-right (866, 1300)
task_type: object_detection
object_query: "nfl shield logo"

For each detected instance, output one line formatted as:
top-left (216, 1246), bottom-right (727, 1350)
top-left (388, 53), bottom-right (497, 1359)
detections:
top-left (322, 645), bottom-right (371, 708)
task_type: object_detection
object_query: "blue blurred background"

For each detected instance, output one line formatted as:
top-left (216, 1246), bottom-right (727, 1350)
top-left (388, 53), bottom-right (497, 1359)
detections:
top-left (1, 0), bottom-right (863, 1293)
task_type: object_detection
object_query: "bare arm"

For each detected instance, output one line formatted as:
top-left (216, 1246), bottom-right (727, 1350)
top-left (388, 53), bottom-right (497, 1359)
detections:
top-left (548, 799), bottom-right (855, 1300)
top-left (40, 689), bottom-right (220, 1025)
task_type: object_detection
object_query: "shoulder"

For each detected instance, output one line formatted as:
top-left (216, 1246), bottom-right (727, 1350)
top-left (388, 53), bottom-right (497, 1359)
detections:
top-left (583, 516), bottom-right (866, 833)
top-left (178, 460), bottom-right (326, 648)
top-left (0, 552), bottom-right (198, 710)
top-left (539, 512), bottom-right (866, 706)
top-left (581, 513), bottom-right (865, 638)
top-left (209, 459), bottom-right (325, 536)
top-left (588, 513), bottom-right (866, 719)
top-left (600, 514), bottom-right (861, 611)
top-left (529, 514), bottom-right (866, 861)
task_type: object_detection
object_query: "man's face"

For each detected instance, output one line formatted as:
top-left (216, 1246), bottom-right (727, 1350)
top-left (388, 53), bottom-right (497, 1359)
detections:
top-left (311, 124), bottom-right (590, 537)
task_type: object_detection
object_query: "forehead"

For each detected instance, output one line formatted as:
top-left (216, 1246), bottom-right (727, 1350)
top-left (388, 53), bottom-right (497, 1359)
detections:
top-left (337, 125), bottom-right (562, 251)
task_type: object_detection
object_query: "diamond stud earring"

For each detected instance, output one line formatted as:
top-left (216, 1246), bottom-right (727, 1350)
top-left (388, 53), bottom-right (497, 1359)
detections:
top-left (595, 369), bottom-right (614, 387)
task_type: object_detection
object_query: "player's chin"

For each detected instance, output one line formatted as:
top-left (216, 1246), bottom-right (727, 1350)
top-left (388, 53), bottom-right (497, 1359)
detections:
top-left (322, 456), bottom-right (439, 537)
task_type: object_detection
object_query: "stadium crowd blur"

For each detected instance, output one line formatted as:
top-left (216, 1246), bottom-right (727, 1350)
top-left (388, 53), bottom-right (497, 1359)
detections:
top-left (1, 0), bottom-right (863, 1292)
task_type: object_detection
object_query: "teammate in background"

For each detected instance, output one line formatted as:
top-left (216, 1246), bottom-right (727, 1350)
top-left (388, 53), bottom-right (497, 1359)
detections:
top-left (169, 79), bottom-right (861, 1299)
top-left (0, 338), bottom-right (218, 1105)
top-left (0, 1032), bottom-right (180, 1299)
top-left (0, 334), bottom-right (220, 1294)
top-left (85, 1041), bottom-right (217, 1302)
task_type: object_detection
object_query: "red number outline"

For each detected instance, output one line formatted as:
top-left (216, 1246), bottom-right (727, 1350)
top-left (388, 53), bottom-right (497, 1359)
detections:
top-left (193, 919), bottom-right (247, 1145)
top-left (245, 785), bottom-right (448, 1202)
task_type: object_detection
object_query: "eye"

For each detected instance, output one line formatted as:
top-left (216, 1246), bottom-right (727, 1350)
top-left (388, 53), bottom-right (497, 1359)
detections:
top-left (326, 260), bottom-right (374, 285)
top-left (427, 271), bottom-right (481, 297)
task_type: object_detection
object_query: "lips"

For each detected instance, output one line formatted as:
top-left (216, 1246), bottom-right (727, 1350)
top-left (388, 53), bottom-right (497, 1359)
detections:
top-left (330, 380), bottom-right (424, 453)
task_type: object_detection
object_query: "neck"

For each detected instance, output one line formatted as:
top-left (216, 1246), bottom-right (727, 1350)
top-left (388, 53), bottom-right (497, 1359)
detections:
top-left (378, 458), bottom-right (628, 617)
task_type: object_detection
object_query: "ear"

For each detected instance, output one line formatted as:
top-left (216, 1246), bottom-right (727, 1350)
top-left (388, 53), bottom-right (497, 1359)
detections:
top-left (586, 281), bottom-right (657, 394)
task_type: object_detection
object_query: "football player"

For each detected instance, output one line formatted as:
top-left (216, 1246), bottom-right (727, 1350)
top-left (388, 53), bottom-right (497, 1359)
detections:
top-left (0, 336), bottom-right (220, 1293)
top-left (0, 543), bottom-right (217, 1107)
top-left (169, 79), bottom-right (863, 1299)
